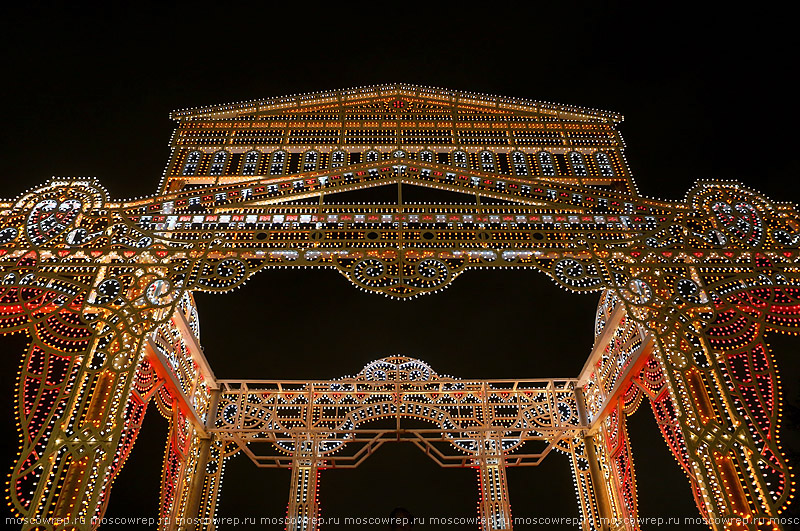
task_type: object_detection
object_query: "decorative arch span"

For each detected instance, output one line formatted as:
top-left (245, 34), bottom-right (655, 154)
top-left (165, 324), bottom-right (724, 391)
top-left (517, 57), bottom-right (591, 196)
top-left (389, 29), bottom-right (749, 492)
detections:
top-left (3, 171), bottom-right (800, 529)
top-left (213, 355), bottom-right (581, 531)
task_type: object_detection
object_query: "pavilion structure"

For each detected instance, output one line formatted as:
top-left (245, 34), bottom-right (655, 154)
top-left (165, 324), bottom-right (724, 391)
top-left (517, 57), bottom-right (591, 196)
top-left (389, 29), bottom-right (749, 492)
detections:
top-left (0, 84), bottom-right (797, 530)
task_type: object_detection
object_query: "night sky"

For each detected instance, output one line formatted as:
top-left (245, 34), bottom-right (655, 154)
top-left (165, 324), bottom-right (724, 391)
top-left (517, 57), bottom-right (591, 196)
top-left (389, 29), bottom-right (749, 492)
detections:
top-left (1, 4), bottom-right (798, 530)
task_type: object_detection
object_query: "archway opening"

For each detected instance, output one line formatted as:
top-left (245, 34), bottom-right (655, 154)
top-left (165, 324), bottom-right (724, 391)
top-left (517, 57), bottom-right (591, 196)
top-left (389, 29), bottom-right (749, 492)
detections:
top-left (190, 266), bottom-right (601, 525)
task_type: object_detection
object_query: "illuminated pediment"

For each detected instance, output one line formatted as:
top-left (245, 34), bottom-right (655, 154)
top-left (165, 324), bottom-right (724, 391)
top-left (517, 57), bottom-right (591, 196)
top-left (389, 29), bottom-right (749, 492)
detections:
top-left (170, 83), bottom-right (622, 123)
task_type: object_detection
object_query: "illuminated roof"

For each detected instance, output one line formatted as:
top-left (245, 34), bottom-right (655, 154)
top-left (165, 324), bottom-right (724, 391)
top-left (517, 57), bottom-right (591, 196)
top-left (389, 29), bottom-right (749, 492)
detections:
top-left (170, 82), bottom-right (623, 123)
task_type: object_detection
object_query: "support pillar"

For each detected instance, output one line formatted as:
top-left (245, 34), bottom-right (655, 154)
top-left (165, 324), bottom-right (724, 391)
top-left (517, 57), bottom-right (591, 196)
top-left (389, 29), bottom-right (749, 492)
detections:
top-left (651, 329), bottom-right (786, 531)
top-left (21, 333), bottom-right (148, 531)
top-left (180, 436), bottom-right (214, 531)
top-left (286, 434), bottom-right (321, 531)
top-left (188, 437), bottom-right (229, 531)
top-left (598, 407), bottom-right (640, 530)
top-left (475, 435), bottom-right (512, 531)
top-left (158, 404), bottom-right (195, 530)
top-left (573, 387), bottom-right (637, 531)
top-left (167, 435), bottom-right (227, 531)
top-left (182, 389), bottom-right (221, 531)
top-left (573, 388), bottom-right (611, 531)
top-left (583, 436), bottom-right (613, 531)
top-left (568, 429), bottom-right (637, 531)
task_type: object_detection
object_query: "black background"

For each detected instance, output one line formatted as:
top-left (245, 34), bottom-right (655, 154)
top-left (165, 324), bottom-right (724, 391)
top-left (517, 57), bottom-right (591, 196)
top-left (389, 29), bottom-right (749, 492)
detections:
top-left (1, 3), bottom-right (798, 530)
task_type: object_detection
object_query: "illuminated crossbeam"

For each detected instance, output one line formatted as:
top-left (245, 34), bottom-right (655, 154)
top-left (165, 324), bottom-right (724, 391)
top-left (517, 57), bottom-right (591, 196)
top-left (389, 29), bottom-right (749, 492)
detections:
top-left (212, 358), bottom-right (584, 468)
top-left (233, 430), bottom-right (572, 469)
top-left (144, 305), bottom-right (217, 434)
top-left (171, 308), bottom-right (218, 390)
top-left (577, 303), bottom-right (626, 387)
top-left (587, 335), bottom-right (654, 432)
top-left (144, 338), bottom-right (207, 434)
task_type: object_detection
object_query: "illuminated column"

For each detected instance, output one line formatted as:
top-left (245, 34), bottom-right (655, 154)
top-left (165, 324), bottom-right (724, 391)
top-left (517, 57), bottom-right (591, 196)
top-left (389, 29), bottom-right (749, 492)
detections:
top-left (181, 437), bottom-right (230, 531)
top-left (597, 407), bottom-right (640, 531)
top-left (4, 294), bottom-right (90, 524)
top-left (181, 390), bottom-right (222, 531)
top-left (3, 259), bottom-right (181, 531)
top-left (650, 329), bottom-right (785, 531)
top-left (566, 436), bottom-right (611, 531)
top-left (573, 388), bottom-right (616, 531)
top-left (286, 435), bottom-right (321, 531)
top-left (94, 361), bottom-right (161, 523)
top-left (159, 417), bottom-right (223, 531)
top-left (475, 435), bottom-right (512, 531)
top-left (158, 406), bottom-right (196, 531)
top-left (21, 332), bottom-right (150, 531)
top-left (574, 385), bottom-right (640, 530)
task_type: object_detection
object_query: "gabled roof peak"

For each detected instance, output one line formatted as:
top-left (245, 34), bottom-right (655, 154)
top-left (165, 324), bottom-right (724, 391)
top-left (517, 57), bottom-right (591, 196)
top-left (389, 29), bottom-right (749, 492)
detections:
top-left (170, 83), bottom-right (622, 123)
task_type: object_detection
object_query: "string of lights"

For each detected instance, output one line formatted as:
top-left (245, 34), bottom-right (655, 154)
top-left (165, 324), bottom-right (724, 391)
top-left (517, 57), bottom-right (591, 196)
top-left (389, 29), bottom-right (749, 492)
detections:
top-left (1, 84), bottom-right (797, 531)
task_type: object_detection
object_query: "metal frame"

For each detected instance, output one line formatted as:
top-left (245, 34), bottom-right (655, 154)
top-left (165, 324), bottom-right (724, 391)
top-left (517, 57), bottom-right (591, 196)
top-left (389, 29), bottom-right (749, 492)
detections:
top-left (1, 84), bottom-right (797, 531)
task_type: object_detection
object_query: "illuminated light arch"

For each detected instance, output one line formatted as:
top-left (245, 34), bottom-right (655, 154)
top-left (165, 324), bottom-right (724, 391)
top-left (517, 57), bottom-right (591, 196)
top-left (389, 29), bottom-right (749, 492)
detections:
top-left (0, 83), bottom-right (797, 531)
top-left (213, 355), bottom-right (581, 530)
